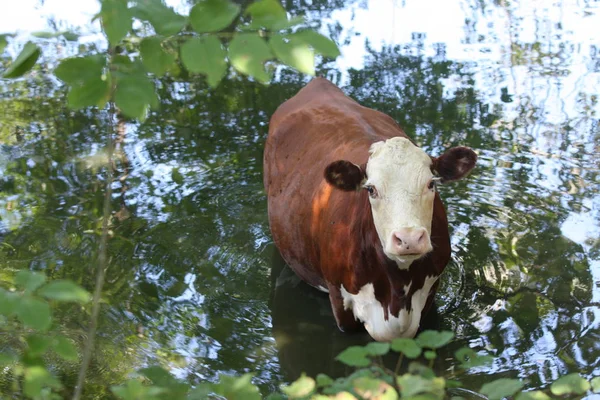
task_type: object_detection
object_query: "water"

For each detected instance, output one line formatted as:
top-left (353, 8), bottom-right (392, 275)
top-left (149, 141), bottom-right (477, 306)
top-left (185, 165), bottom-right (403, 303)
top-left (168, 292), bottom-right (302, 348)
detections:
top-left (1, 0), bottom-right (599, 397)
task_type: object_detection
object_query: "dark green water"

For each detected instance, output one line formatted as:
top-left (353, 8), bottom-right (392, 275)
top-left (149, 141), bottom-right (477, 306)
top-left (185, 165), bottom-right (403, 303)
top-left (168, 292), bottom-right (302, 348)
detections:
top-left (1, 0), bottom-right (599, 398)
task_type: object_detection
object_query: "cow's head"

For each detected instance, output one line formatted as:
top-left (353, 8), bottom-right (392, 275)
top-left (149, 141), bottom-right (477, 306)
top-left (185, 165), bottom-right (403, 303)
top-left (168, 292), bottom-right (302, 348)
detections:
top-left (325, 137), bottom-right (476, 266)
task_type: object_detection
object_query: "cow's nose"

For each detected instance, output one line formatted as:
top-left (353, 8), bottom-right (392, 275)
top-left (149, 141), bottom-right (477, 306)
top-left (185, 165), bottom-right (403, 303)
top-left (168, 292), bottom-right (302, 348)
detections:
top-left (391, 227), bottom-right (432, 255)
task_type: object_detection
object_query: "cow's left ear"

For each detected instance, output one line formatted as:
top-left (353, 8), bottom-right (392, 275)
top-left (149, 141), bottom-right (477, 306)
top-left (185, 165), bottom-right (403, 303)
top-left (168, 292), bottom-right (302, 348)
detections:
top-left (324, 160), bottom-right (366, 191)
top-left (432, 146), bottom-right (477, 182)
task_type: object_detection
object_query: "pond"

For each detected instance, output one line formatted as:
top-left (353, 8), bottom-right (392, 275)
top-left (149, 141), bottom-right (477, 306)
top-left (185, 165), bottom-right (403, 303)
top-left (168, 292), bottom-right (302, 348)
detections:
top-left (1, 0), bottom-right (599, 398)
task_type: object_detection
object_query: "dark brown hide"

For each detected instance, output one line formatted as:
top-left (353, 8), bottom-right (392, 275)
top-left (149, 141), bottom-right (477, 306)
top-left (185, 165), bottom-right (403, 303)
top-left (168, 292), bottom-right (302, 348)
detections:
top-left (264, 78), bottom-right (451, 334)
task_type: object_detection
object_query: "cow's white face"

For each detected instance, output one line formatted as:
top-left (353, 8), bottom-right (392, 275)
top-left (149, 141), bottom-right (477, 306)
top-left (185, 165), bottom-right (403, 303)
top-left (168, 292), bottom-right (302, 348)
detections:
top-left (364, 138), bottom-right (436, 265)
top-left (324, 136), bottom-right (477, 268)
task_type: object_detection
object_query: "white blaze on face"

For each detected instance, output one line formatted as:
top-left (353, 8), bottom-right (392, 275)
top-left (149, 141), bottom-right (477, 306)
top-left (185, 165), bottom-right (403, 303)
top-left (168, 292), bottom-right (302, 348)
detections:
top-left (365, 137), bottom-right (436, 266)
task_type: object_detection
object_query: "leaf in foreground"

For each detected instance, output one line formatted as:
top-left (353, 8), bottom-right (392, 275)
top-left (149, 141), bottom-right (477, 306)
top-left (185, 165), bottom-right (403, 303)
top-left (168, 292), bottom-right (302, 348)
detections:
top-left (364, 342), bottom-right (390, 356)
top-left (2, 42), bottom-right (41, 78)
top-left (101, 0), bottom-right (132, 46)
top-left (112, 379), bottom-right (166, 400)
top-left (390, 337), bottom-right (422, 358)
top-left (38, 280), bottom-right (91, 303)
top-left (550, 373), bottom-right (591, 396)
top-left (55, 55), bottom-right (109, 109)
top-left (180, 36), bottom-right (227, 87)
top-left (24, 366), bottom-right (62, 398)
top-left (245, 0), bottom-right (287, 30)
top-left (336, 346), bottom-right (370, 367)
top-left (293, 30), bottom-right (340, 58)
top-left (189, 0), bottom-right (241, 33)
top-left (140, 36), bottom-right (176, 76)
top-left (515, 390), bottom-right (551, 400)
top-left (270, 33), bottom-right (315, 75)
top-left (132, 0), bottom-right (185, 36)
top-left (115, 73), bottom-right (159, 119)
top-left (229, 33), bottom-right (273, 83)
top-left (16, 296), bottom-right (52, 331)
top-left (281, 373), bottom-right (316, 398)
top-left (480, 378), bottom-right (525, 400)
top-left (15, 270), bottom-right (46, 293)
top-left (415, 330), bottom-right (454, 349)
top-left (0, 34), bottom-right (8, 54)
top-left (212, 373), bottom-right (261, 400)
top-left (53, 336), bottom-right (79, 361)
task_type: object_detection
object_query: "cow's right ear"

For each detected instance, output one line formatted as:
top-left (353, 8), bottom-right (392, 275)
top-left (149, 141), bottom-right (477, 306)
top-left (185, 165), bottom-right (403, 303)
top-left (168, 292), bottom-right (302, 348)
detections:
top-left (324, 160), bottom-right (366, 191)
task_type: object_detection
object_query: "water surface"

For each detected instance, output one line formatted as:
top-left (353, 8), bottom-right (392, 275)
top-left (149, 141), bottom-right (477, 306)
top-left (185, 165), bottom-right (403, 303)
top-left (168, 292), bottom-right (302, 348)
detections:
top-left (1, 0), bottom-right (599, 397)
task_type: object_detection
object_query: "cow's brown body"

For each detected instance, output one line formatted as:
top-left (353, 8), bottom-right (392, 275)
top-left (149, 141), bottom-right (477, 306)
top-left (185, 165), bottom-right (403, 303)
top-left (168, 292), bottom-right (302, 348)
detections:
top-left (264, 78), bottom-right (452, 334)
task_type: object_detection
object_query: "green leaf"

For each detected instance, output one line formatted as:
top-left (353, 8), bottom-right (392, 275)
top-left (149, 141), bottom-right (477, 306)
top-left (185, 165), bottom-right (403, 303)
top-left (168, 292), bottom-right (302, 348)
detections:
top-left (515, 391), bottom-right (551, 400)
top-left (187, 383), bottom-right (212, 399)
top-left (550, 373), bottom-right (590, 396)
top-left (293, 30), bottom-right (340, 58)
top-left (415, 330), bottom-right (454, 349)
top-left (335, 346), bottom-right (370, 367)
top-left (316, 373), bottom-right (334, 388)
top-left (212, 374), bottom-right (261, 400)
top-left (180, 36), bottom-right (227, 88)
top-left (23, 366), bottom-right (62, 398)
top-left (16, 296), bottom-right (52, 331)
top-left (15, 270), bottom-right (47, 293)
top-left (32, 31), bottom-right (59, 39)
top-left (228, 33), bottom-right (273, 83)
top-left (101, 0), bottom-right (132, 46)
top-left (140, 366), bottom-right (178, 386)
top-left (397, 374), bottom-right (445, 398)
top-left (270, 33), bottom-right (314, 75)
top-left (354, 376), bottom-right (398, 400)
top-left (55, 55), bottom-right (105, 84)
top-left (38, 280), bottom-right (91, 303)
top-left (0, 34), bottom-right (8, 54)
top-left (140, 37), bottom-right (176, 76)
top-left (454, 347), bottom-right (494, 368)
top-left (0, 288), bottom-right (18, 315)
top-left (0, 352), bottom-right (18, 366)
top-left (189, 0), bottom-right (241, 33)
top-left (592, 377), bottom-right (600, 393)
top-left (53, 336), bottom-right (78, 361)
top-left (408, 362), bottom-right (435, 379)
top-left (424, 350), bottom-right (436, 360)
top-left (365, 342), bottom-right (390, 356)
top-left (114, 73), bottom-right (159, 119)
top-left (390, 338), bottom-right (422, 358)
top-left (245, 0), bottom-right (287, 30)
top-left (26, 334), bottom-right (52, 357)
top-left (480, 378), bottom-right (525, 400)
top-left (61, 31), bottom-right (80, 41)
top-left (55, 56), bottom-right (110, 109)
top-left (281, 373), bottom-right (315, 398)
top-left (3, 41), bottom-right (41, 78)
top-left (67, 77), bottom-right (110, 110)
top-left (112, 379), bottom-right (167, 400)
top-left (132, 0), bottom-right (186, 36)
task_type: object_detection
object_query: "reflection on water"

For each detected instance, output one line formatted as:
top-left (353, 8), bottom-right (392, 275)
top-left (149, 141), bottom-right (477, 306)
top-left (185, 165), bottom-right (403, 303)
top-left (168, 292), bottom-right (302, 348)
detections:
top-left (1, 0), bottom-right (599, 397)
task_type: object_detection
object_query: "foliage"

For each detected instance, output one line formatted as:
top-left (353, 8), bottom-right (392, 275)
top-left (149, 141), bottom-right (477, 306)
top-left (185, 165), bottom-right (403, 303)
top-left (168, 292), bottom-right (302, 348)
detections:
top-left (0, 0), bottom-right (340, 120)
top-left (0, 271), bottom-right (90, 399)
top-left (105, 330), bottom-right (599, 399)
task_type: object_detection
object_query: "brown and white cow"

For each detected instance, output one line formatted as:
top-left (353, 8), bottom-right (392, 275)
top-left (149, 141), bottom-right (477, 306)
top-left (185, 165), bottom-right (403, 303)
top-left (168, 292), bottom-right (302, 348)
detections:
top-left (264, 78), bottom-right (476, 341)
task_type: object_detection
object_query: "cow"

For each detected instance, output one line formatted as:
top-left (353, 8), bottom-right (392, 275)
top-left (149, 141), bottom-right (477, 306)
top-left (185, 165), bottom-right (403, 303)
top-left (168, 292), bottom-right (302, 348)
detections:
top-left (263, 78), bottom-right (477, 342)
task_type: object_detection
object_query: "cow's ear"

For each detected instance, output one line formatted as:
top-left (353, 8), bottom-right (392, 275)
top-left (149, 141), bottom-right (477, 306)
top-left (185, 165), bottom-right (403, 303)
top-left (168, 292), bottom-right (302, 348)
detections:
top-left (324, 160), bottom-right (366, 191)
top-left (432, 146), bottom-right (477, 183)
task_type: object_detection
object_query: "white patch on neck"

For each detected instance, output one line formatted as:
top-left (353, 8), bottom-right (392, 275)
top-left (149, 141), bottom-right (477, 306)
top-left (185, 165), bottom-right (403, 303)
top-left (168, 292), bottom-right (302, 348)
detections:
top-left (340, 275), bottom-right (439, 341)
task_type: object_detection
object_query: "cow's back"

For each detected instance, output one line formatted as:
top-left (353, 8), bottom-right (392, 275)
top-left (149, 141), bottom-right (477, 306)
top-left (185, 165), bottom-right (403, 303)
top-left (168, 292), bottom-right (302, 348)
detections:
top-left (264, 78), bottom-right (410, 288)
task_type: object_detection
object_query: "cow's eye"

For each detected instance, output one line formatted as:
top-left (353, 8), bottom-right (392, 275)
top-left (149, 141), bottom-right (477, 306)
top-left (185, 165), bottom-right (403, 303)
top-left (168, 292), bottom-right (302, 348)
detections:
top-left (365, 185), bottom-right (378, 198)
top-left (427, 180), bottom-right (436, 191)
